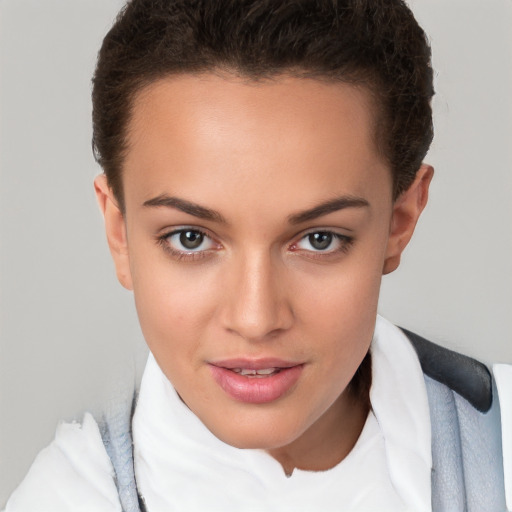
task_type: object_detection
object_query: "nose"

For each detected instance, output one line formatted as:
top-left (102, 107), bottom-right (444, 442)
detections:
top-left (221, 251), bottom-right (294, 342)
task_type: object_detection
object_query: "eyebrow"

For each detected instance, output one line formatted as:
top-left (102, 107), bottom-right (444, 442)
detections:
top-left (288, 196), bottom-right (370, 224)
top-left (143, 193), bottom-right (369, 225)
top-left (143, 195), bottom-right (227, 223)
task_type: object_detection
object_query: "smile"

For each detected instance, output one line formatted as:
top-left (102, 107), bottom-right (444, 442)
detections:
top-left (209, 360), bottom-right (304, 404)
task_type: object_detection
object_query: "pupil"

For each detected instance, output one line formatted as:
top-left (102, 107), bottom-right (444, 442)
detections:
top-left (180, 231), bottom-right (203, 249)
top-left (309, 232), bottom-right (332, 250)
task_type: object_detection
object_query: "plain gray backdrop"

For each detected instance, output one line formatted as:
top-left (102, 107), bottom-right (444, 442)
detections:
top-left (1, 0), bottom-right (511, 506)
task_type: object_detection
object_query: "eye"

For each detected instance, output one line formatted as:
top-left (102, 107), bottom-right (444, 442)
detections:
top-left (292, 230), bottom-right (353, 254)
top-left (167, 229), bottom-right (214, 251)
top-left (158, 228), bottom-right (218, 259)
top-left (301, 232), bottom-right (335, 251)
top-left (171, 230), bottom-right (210, 251)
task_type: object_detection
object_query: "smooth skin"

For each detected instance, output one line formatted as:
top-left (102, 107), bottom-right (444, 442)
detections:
top-left (95, 73), bottom-right (433, 475)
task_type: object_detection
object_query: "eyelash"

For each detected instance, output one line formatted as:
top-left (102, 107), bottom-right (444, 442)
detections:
top-left (156, 228), bottom-right (354, 262)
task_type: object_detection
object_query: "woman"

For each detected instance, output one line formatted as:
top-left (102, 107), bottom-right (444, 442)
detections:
top-left (4, 0), bottom-right (510, 510)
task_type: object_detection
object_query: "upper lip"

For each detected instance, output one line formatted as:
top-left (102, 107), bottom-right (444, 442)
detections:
top-left (209, 358), bottom-right (302, 370)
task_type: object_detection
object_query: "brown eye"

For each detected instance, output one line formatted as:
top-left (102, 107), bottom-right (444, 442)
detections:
top-left (179, 230), bottom-right (204, 249)
top-left (164, 229), bottom-right (215, 253)
top-left (308, 232), bottom-right (333, 251)
top-left (293, 230), bottom-right (354, 255)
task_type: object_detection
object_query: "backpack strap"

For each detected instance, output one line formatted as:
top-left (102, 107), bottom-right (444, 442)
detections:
top-left (402, 329), bottom-right (506, 511)
top-left (401, 328), bottom-right (492, 413)
top-left (97, 391), bottom-right (144, 512)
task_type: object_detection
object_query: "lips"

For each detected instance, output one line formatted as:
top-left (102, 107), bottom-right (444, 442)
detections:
top-left (209, 359), bottom-right (304, 404)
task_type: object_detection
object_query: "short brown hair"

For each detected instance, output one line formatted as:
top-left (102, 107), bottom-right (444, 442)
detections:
top-left (92, 0), bottom-right (434, 211)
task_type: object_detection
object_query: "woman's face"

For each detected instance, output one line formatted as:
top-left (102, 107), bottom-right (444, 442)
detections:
top-left (97, 74), bottom-right (429, 456)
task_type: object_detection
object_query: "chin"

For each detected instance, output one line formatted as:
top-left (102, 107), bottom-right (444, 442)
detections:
top-left (207, 413), bottom-right (305, 451)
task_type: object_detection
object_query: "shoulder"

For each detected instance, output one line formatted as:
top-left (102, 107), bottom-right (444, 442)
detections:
top-left (400, 327), bottom-right (492, 413)
top-left (400, 327), bottom-right (509, 511)
top-left (4, 413), bottom-right (122, 512)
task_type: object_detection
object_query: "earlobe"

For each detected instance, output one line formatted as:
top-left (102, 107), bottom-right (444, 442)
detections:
top-left (382, 164), bottom-right (434, 275)
top-left (93, 175), bottom-right (133, 290)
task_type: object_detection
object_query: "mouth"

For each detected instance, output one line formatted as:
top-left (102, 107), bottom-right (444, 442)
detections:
top-left (230, 367), bottom-right (282, 378)
top-left (209, 359), bottom-right (304, 404)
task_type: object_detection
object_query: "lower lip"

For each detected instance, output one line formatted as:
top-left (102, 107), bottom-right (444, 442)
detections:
top-left (209, 365), bottom-right (304, 404)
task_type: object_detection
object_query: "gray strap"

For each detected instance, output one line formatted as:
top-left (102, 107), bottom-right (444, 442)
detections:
top-left (426, 375), bottom-right (506, 512)
top-left (454, 381), bottom-right (506, 512)
top-left (425, 375), bottom-right (467, 511)
top-left (98, 393), bottom-right (142, 512)
top-left (402, 328), bottom-right (492, 413)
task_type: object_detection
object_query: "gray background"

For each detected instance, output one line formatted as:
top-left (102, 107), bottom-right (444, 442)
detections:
top-left (1, 0), bottom-right (511, 506)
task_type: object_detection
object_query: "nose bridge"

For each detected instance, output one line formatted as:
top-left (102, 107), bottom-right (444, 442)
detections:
top-left (222, 248), bottom-right (293, 341)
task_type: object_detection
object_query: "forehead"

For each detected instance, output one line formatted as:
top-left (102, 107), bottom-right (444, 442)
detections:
top-left (123, 73), bottom-right (391, 213)
top-left (128, 73), bottom-right (379, 153)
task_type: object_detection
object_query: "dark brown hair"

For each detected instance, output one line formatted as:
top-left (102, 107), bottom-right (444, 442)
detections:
top-left (92, 0), bottom-right (434, 212)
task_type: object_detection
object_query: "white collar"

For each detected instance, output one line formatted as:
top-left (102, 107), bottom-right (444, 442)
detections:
top-left (133, 316), bottom-right (432, 511)
top-left (370, 316), bottom-right (432, 510)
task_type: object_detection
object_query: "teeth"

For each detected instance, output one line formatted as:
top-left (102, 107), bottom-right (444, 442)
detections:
top-left (232, 368), bottom-right (279, 376)
top-left (254, 368), bottom-right (277, 375)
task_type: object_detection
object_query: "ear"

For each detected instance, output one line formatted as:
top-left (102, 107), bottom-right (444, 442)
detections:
top-left (383, 164), bottom-right (434, 275)
top-left (94, 174), bottom-right (133, 290)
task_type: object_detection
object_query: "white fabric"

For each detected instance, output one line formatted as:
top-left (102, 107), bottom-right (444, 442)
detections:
top-left (3, 316), bottom-right (432, 512)
top-left (370, 317), bottom-right (432, 511)
top-left (3, 412), bottom-right (122, 512)
top-left (493, 363), bottom-right (512, 511)
top-left (133, 315), bottom-right (432, 512)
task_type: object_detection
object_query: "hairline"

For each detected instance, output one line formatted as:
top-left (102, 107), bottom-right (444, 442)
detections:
top-left (112, 67), bottom-right (390, 214)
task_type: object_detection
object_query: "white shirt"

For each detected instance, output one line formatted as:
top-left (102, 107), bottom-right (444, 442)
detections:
top-left (132, 316), bottom-right (432, 512)
top-left (12, 317), bottom-right (485, 511)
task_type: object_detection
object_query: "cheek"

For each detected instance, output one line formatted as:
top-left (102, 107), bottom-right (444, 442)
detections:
top-left (129, 251), bottom-right (221, 358)
top-left (294, 247), bottom-right (384, 363)
top-left (304, 277), bottom-right (379, 361)
top-left (297, 247), bottom-right (383, 321)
